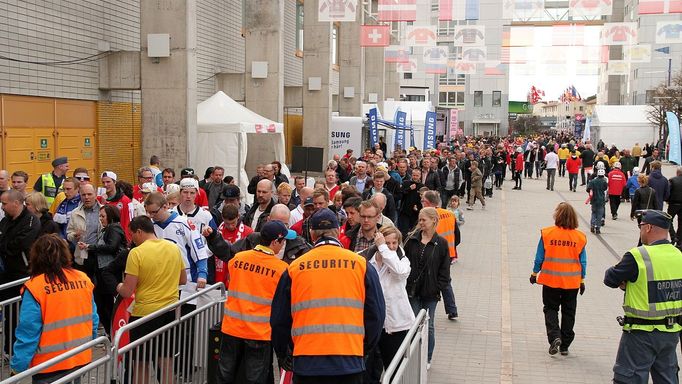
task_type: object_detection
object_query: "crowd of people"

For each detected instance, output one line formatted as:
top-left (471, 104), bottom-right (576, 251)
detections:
top-left (0, 133), bottom-right (680, 383)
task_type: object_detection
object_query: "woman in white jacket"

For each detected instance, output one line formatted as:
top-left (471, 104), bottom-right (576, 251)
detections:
top-left (368, 226), bottom-right (415, 369)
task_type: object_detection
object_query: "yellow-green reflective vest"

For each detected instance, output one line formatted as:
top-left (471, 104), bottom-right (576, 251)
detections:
top-left (40, 173), bottom-right (62, 206)
top-left (623, 244), bottom-right (682, 332)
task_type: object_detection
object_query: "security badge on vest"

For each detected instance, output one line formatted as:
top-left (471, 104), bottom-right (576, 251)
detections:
top-left (620, 244), bottom-right (682, 333)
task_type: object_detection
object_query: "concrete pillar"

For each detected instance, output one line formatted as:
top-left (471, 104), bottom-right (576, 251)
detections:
top-left (244, 0), bottom-right (284, 122)
top-left (338, 8), bottom-right (363, 116)
top-left (364, 47), bottom-right (385, 108)
top-left (302, 0), bottom-right (333, 164)
top-left (140, 0), bottom-right (196, 170)
top-left (385, 62), bottom-right (401, 102)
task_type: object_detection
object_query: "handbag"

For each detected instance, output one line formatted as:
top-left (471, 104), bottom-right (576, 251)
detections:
top-left (484, 176), bottom-right (493, 190)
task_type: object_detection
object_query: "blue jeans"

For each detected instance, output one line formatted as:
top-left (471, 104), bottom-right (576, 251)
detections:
top-left (409, 297), bottom-right (438, 363)
top-left (591, 203), bottom-right (605, 229)
top-left (441, 278), bottom-right (458, 316)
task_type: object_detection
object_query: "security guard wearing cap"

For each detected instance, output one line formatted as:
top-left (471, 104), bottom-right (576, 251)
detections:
top-left (605, 209), bottom-right (682, 383)
top-left (33, 156), bottom-right (69, 206)
top-left (217, 221), bottom-right (294, 384)
top-left (271, 208), bottom-right (385, 383)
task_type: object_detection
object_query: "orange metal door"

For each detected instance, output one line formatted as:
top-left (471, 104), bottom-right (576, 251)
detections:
top-left (56, 99), bottom-right (97, 177)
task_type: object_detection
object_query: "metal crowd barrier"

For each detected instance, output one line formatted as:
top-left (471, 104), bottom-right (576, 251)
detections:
top-left (1, 336), bottom-right (111, 384)
top-left (0, 277), bottom-right (29, 381)
top-left (112, 283), bottom-right (226, 384)
top-left (382, 309), bottom-right (429, 384)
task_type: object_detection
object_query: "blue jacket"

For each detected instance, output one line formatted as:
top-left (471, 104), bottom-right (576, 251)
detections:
top-left (648, 170), bottom-right (670, 210)
top-left (270, 237), bottom-right (385, 377)
top-left (11, 290), bottom-right (99, 372)
top-left (625, 175), bottom-right (639, 196)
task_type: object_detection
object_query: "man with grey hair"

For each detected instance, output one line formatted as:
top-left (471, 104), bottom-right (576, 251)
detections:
top-left (350, 161), bottom-right (370, 193)
top-left (666, 166), bottom-right (682, 245)
top-left (133, 166), bottom-right (161, 202)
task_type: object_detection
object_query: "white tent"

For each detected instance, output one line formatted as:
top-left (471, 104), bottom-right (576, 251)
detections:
top-left (590, 105), bottom-right (655, 149)
top-left (196, 91), bottom-right (288, 205)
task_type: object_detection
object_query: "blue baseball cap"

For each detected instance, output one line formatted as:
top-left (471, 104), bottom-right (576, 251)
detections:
top-left (261, 221), bottom-right (297, 242)
top-left (310, 208), bottom-right (339, 230)
top-left (636, 210), bottom-right (672, 230)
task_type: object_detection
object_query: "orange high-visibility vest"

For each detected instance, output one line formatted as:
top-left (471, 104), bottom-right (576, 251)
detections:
top-left (288, 244), bottom-right (367, 357)
top-left (436, 208), bottom-right (457, 259)
top-left (23, 269), bottom-right (94, 373)
top-left (222, 246), bottom-right (288, 341)
top-left (537, 226), bottom-right (586, 289)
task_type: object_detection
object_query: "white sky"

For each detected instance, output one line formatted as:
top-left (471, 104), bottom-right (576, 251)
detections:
top-left (508, 25), bottom-right (601, 101)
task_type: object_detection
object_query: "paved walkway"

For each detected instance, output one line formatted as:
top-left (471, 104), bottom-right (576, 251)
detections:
top-left (429, 164), bottom-right (682, 383)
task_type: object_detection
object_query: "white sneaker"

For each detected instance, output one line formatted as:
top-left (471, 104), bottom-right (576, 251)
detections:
top-left (427, 363), bottom-right (432, 370)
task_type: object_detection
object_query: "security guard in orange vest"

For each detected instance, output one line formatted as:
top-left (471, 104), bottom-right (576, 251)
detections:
top-left (421, 190), bottom-right (461, 320)
top-left (218, 220), bottom-right (294, 384)
top-left (529, 202), bottom-right (587, 356)
top-left (11, 234), bottom-right (98, 381)
top-left (271, 208), bottom-right (385, 384)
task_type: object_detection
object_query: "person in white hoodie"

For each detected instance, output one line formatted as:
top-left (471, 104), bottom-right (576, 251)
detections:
top-left (360, 225), bottom-right (415, 370)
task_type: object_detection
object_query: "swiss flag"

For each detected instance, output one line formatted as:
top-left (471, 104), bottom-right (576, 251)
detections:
top-left (639, 0), bottom-right (682, 14)
top-left (360, 25), bottom-right (391, 47)
top-left (378, 0), bottom-right (417, 21)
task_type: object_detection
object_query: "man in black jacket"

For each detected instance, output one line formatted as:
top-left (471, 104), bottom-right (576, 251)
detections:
top-left (0, 189), bottom-right (41, 354)
top-left (242, 179), bottom-right (276, 232)
top-left (579, 144), bottom-right (595, 186)
top-left (440, 157), bottom-right (461, 208)
top-left (362, 171), bottom-right (397, 223)
top-left (667, 166), bottom-right (682, 245)
top-left (421, 158), bottom-right (441, 191)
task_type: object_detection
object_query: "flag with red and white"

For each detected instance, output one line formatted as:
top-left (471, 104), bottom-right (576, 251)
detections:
top-left (378, 0), bottom-right (417, 21)
top-left (639, 0), bottom-right (682, 14)
top-left (439, 0), bottom-right (480, 20)
top-left (484, 61), bottom-right (507, 76)
top-left (569, 0), bottom-right (613, 17)
top-left (361, 25), bottom-right (391, 47)
top-left (318, 0), bottom-right (358, 21)
top-left (384, 45), bottom-right (410, 63)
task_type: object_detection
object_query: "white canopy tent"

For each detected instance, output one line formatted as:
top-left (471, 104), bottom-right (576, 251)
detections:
top-left (590, 105), bottom-right (655, 150)
top-left (196, 91), bottom-right (288, 205)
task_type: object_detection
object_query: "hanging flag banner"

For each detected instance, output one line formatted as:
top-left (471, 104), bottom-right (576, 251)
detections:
top-left (396, 57), bottom-right (419, 72)
top-left (668, 112), bottom-right (682, 165)
top-left (384, 45), bottom-right (410, 63)
top-left (606, 60), bottom-right (630, 75)
top-left (639, 0), bottom-right (682, 14)
top-left (601, 22), bottom-right (638, 46)
top-left (449, 109), bottom-right (459, 138)
top-left (503, 0), bottom-right (545, 20)
top-left (395, 111), bottom-right (407, 150)
top-left (454, 26), bottom-right (485, 46)
top-left (378, 0), bottom-right (417, 21)
top-left (484, 61), bottom-right (507, 76)
top-left (462, 46), bottom-right (487, 61)
top-left (569, 0), bottom-right (612, 17)
top-left (624, 44), bottom-right (652, 63)
top-left (406, 25), bottom-right (437, 46)
top-left (454, 60), bottom-right (478, 74)
top-left (582, 117), bottom-right (591, 143)
top-left (424, 111), bottom-right (437, 150)
top-left (439, 0), bottom-right (480, 21)
top-left (501, 47), bottom-right (528, 64)
top-left (423, 46), bottom-right (448, 64)
top-left (656, 21), bottom-right (682, 44)
top-left (369, 108), bottom-right (379, 149)
top-left (318, 0), bottom-right (358, 21)
top-left (360, 25), bottom-right (391, 47)
top-left (425, 62), bottom-right (447, 74)
top-left (504, 26), bottom-right (535, 47)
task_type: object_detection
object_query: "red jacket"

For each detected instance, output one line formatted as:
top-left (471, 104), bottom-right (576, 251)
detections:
top-left (566, 156), bottom-right (582, 174)
top-left (607, 169), bottom-right (627, 196)
top-left (515, 153), bottom-right (524, 171)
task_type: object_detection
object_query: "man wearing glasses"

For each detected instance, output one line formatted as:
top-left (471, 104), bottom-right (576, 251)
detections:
top-left (347, 200), bottom-right (382, 253)
top-left (605, 210), bottom-right (682, 383)
top-left (132, 166), bottom-right (162, 203)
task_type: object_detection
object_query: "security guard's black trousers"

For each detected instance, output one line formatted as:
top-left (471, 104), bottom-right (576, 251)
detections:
top-left (542, 286), bottom-right (578, 349)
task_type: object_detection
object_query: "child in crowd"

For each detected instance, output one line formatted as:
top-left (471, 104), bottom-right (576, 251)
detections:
top-left (447, 195), bottom-right (464, 226)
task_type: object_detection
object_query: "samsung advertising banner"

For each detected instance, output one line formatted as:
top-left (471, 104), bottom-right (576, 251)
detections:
top-left (395, 110), bottom-right (407, 150)
top-left (329, 116), bottom-right (363, 159)
top-left (667, 111), bottom-right (681, 165)
top-left (424, 111), bottom-right (437, 150)
top-left (369, 108), bottom-right (379, 149)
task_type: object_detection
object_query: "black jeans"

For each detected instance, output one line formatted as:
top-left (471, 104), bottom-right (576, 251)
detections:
top-left (379, 330), bottom-right (408, 369)
top-left (217, 333), bottom-right (272, 384)
top-left (363, 346), bottom-right (383, 384)
top-left (667, 203), bottom-right (682, 244)
top-left (542, 286), bottom-right (579, 350)
top-left (294, 372), bottom-right (363, 384)
top-left (514, 170), bottom-right (523, 188)
top-left (559, 159), bottom-right (566, 177)
top-left (609, 195), bottom-right (621, 218)
top-left (568, 173), bottom-right (578, 191)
